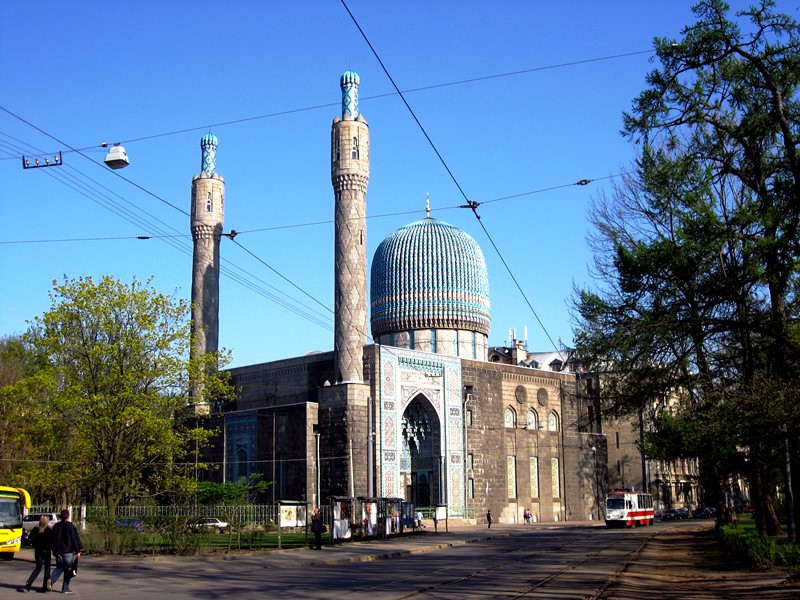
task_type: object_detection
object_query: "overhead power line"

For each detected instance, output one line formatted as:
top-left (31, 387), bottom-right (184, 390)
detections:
top-left (341, 0), bottom-right (567, 358)
top-left (0, 50), bottom-right (652, 161)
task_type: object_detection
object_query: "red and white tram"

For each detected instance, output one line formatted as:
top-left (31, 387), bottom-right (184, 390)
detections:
top-left (605, 490), bottom-right (655, 527)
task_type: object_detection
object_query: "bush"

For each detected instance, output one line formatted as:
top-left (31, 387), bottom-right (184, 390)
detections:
top-left (719, 525), bottom-right (776, 570)
top-left (776, 542), bottom-right (800, 567)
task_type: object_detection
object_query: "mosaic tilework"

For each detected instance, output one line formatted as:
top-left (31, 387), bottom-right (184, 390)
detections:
top-left (200, 133), bottom-right (217, 176)
top-left (530, 456), bottom-right (539, 498)
top-left (370, 218), bottom-right (491, 336)
top-left (340, 70), bottom-right (360, 119)
top-left (551, 458), bottom-right (560, 498)
top-left (376, 347), bottom-right (464, 513)
top-left (507, 456), bottom-right (517, 499)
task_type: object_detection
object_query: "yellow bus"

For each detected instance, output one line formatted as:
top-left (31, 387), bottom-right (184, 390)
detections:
top-left (0, 486), bottom-right (31, 560)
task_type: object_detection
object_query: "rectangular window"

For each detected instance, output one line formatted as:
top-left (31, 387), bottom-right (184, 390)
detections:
top-left (615, 432), bottom-right (620, 449)
top-left (467, 453), bottom-right (474, 470)
top-left (454, 330), bottom-right (459, 356)
top-left (409, 330), bottom-right (415, 350)
top-left (352, 137), bottom-right (359, 159)
top-left (507, 455), bottom-right (517, 499)
top-left (530, 456), bottom-right (539, 498)
top-left (468, 478), bottom-right (475, 499)
top-left (431, 329), bottom-right (437, 353)
top-left (205, 191), bottom-right (213, 212)
top-left (471, 331), bottom-right (476, 359)
top-left (551, 457), bottom-right (560, 498)
top-left (466, 409), bottom-right (473, 427)
top-left (335, 137), bottom-right (340, 161)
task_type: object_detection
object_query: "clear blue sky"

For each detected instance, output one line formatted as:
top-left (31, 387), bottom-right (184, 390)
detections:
top-left (3, 1), bottom-right (791, 368)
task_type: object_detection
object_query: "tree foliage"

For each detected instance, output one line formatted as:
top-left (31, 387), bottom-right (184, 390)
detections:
top-left (0, 276), bottom-right (235, 526)
top-left (573, 0), bottom-right (800, 537)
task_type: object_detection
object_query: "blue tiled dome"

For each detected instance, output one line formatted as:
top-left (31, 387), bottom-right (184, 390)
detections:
top-left (371, 218), bottom-right (491, 337)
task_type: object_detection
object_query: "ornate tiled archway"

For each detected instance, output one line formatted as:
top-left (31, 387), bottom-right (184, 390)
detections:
top-left (378, 347), bottom-right (464, 513)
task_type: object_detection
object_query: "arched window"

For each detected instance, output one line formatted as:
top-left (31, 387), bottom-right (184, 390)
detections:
top-left (352, 137), bottom-right (359, 159)
top-left (504, 406), bottom-right (516, 429)
top-left (205, 191), bottom-right (213, 212)
top-left (335, 137), bottom-right (340, 161)
top-left (527, 409), bottom-right (538, 429)
top-left (548, 411), bottom-right (559, 431)
top-left (236, 445), bottom-right (248, 481)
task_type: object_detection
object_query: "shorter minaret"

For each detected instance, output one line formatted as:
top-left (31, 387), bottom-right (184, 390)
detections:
top-left (331, 71), bottom-right (370, 383)
top-left (190, 133), bottom-right (225, 364)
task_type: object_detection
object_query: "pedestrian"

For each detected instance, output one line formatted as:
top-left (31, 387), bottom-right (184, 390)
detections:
top-left (20, 515), bottom-right (53, 592)
top-left (524, 508), bottom-right (531, 525)
top-left (416, 510), bottom-right (424, 528)
top-left (49, 509), bottom-right (82, 594)
top-left (311, 507), bottom-right (324, 550)
top-left (487, 509), bottom-right (493, 528)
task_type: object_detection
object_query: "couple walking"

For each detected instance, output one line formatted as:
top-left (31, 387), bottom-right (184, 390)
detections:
top-left (22, 508), bottom-right (82, 594)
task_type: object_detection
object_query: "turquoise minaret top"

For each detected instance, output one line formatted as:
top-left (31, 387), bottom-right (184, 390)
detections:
top-left (340, 70), bottom-right (360, 120)
top-left (200, 133), bottom-right (218, 176)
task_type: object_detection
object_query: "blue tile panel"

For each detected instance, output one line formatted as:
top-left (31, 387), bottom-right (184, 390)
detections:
top-left (371, 218), bottom-right (491, 336)
top-left (200, 133), bottom-right (218, 176)
top-left (340, 70), bottom-right (360, 119)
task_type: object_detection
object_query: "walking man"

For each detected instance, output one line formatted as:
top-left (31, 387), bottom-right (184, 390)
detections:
top-left (50, 509), bottom-right (82, 594)
top-left (487, 509), bottom-right (493, 529)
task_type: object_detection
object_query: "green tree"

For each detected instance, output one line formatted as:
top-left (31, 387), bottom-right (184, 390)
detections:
top-left (574, 0), bottom-right (800, 537)
top-left (0, 337), bottom-right (56, 497)
top-left (6, 275), bottom-right (234, 545)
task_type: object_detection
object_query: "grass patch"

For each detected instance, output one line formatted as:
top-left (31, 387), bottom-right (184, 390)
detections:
top-left (717, 513), bottom-right (800, 570)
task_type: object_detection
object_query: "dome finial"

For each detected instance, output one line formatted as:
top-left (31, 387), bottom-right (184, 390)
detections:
top-left (340, 70), bottom-right (360, 120)
top-left (426, 193), bottom-right (431, 218)
top-left (200, 132), bottom-right (218, 176)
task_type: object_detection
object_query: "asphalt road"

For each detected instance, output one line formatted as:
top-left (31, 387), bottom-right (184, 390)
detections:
top-left (0, 521), bottom-right (672, 599)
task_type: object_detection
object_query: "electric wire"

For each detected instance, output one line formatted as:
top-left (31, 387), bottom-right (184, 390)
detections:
top-left (0, 50), bottom-right (652, 160)
top-left (2, 126), bottom-right (334, 333)
top-left (0, 29), bottom-right (633, 352)
top-left (341, 0), bottom-right (566, 358)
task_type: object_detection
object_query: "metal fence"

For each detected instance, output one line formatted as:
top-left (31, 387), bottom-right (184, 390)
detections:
top-left (32, 504), bottom-right (281, 526)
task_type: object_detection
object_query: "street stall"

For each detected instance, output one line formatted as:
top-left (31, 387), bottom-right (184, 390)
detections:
top-left (382, 497), bottom-right (404, 537)
top-left (357, 496), bottom-right (379, 538)
top-left (329, 496), bottom-right (356, 543)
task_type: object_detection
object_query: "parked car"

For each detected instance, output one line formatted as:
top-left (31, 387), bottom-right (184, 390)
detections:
top-left (22, 513), bottom-right (59, 545)
top-left (189, 517), bottom-right (228, 534)
top-left (115, 517), bottom-right (144, 532)
top-left (692, 507), bottom-right (716, 519)
top-left (661, 509), bottom-right (685, 521)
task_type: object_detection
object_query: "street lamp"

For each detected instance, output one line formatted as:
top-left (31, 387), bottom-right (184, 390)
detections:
top-left (313, 425), bottom-right (321, 508)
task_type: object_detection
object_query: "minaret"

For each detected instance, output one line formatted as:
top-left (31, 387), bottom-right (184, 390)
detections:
top-left (331, 71), bottom-right (370, 383)
top-left (191, 133), bottom-right (225, 364)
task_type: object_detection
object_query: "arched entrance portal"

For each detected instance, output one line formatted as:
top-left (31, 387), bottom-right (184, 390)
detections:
top-left (401, 395), bottom-right (442, 507)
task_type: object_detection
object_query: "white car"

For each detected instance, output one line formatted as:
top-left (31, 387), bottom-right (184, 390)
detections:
top-left (22, 513), bottom-right (59, 544)
top-left (190, 517), bottom-right (228, 533)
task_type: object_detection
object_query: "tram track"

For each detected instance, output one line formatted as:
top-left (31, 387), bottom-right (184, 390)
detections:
top-left (334, 526), bottom-right (660, 599)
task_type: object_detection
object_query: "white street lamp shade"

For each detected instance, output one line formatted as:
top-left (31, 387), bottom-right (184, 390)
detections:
top-left (104, 145), bottom-right (129, 169)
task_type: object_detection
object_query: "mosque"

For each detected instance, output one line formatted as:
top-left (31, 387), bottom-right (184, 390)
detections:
top-left (190, 71), bottom-right (616, 524)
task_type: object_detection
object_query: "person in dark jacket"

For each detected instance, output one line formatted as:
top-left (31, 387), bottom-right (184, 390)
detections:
top-left (486, 509), bottom-right (493, 528)
top-left (21, 515), bottom-right (53, 592)
top-left (311, 507), bottom-right (324, 550)
top-left (49, 509), bottom-right (82, 594)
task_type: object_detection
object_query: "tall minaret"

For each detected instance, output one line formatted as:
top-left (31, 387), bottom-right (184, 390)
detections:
top-left (191, 133), bottom-right (225, 364)
top-left (331, 71), bottom-right (370, 383)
